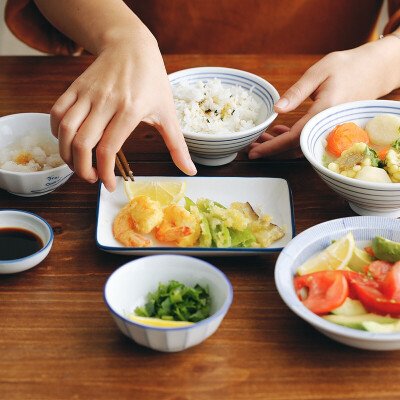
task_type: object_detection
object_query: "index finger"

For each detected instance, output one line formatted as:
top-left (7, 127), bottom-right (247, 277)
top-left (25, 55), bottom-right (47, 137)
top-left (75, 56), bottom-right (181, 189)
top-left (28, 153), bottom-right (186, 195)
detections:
top-left (95, 110), bottom-right (142, 192)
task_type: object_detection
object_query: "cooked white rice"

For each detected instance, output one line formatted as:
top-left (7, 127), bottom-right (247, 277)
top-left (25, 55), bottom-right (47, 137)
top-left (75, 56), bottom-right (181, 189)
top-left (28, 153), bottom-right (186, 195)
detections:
top-left (173, 78), bottom-right (260, 134)
top-left (0, 134), bottom-right (64, 172)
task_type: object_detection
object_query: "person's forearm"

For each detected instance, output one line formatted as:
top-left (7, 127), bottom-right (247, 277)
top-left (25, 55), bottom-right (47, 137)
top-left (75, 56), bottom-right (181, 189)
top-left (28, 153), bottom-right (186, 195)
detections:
top-left (33, 0), bottom-right (155, 55)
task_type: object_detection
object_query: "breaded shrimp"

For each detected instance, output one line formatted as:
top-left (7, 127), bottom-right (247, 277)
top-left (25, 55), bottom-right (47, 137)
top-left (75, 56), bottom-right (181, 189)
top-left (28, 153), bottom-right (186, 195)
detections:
top-left (155, 204), bottom-right (201, 247)
top-left (128, 196), bottom-right (163, 233)
top-left (113, 203), bottom-right (151, 247)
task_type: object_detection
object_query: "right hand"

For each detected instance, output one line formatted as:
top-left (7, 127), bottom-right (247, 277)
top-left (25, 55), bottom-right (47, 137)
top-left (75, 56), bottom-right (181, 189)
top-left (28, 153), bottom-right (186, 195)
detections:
top-left (50, 35), bottom-right (196, 192)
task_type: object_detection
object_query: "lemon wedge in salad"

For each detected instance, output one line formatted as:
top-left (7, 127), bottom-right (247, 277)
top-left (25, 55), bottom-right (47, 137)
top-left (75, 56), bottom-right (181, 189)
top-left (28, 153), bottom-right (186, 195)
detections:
top-left (297, 232), bottom-right (355, 276)
top-left (124, 181), bottom-right (186, 206)
top-left (128, 314), bottom-right (194, 328)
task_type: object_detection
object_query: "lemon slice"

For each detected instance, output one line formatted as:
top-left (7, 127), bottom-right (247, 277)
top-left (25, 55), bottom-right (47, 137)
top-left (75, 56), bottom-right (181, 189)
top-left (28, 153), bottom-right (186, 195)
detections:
top-left (297, 232), bottom-right (355, 276)
top-left (128, 314), bottom-right (194, 328)
top-left (124, 181), bottom-right (186, 206)
top-left (348, 247), bottom-right (375, 272)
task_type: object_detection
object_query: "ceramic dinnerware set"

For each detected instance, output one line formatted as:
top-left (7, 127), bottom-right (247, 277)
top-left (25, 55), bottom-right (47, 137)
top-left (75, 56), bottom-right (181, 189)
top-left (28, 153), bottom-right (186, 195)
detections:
top-left (2, 67), bottom-right (400, 351)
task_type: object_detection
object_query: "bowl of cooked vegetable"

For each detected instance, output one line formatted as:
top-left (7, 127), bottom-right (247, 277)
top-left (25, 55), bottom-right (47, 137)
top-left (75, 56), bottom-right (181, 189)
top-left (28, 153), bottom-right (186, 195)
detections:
top-left (104, 254), bottom-right (233, 352)
top-left (300, 100), bottom-right (400, 217)
top-left (169, 67), bottom-right (279, 166)
top-left (275, 216), bottom-right (400, 351)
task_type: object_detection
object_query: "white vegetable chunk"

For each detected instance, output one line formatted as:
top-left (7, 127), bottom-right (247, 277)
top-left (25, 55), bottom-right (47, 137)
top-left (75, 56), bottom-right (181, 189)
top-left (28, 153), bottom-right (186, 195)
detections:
top-left (365, 114), bottom-right (400, 146)
top-left (355, 166), bottom-right (392, 183)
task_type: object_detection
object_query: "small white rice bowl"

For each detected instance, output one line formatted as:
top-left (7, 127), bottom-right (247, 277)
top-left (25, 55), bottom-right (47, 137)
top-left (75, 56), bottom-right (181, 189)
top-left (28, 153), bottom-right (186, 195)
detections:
top-left (0, 113), bottom-right (73, 197)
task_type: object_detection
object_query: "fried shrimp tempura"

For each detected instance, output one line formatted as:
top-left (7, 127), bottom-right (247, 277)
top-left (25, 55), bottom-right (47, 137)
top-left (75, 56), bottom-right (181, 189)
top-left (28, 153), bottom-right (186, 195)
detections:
top-left (155, 204), bottom-right (201, 247)
top-left (113, 204), bottom-right (151, 247)
top-left (113, 196), bottom-right (163, 247)
top-left (128, 196), bottom-right (164, 234)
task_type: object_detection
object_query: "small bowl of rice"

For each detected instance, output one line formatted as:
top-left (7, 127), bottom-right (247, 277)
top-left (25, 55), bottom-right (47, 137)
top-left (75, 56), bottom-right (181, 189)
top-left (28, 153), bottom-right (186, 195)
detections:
top-left (169, 67), bottom-right (280, 166)
top-left (0, 113), bottom-right (73, 197)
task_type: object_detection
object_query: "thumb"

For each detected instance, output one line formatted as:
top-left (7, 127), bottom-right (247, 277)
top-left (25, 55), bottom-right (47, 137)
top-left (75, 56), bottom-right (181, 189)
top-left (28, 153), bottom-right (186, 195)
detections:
top-left (274, 64), bottom-right (328, 114)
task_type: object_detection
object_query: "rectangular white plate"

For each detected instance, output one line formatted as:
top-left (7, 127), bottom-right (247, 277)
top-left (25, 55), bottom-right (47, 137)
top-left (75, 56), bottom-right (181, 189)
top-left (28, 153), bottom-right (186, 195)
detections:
top-left (96, 176), bottom-right (295, 255)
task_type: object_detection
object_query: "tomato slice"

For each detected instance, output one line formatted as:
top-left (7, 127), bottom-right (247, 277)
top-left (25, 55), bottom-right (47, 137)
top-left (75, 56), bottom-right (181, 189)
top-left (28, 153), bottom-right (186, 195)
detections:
top-left (294, 271), bottom-right (349, 315)
top-left (340, 270), bottom-right (377, 299)
top-left (364, 246), bottom-right (375, 257)
top-left (352, 282), bottom-right (400, 317)
top-left (363, 260), bottom-right (393, 284)
top-left (381, 262), bottom-right (400, 301)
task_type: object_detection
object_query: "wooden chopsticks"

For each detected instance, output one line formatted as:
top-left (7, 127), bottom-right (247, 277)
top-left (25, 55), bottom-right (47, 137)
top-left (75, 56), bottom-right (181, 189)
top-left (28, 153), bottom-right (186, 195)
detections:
top-left (115, 150), bottom-right (134, 181)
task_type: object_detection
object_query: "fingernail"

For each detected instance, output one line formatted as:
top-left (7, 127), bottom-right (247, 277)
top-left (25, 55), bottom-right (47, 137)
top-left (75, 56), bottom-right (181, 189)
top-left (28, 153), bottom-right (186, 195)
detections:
top-left (275, 98), bottom-right (289, 110)
top-left (186, 159), bottom-right (197, 175)
top-left (249, 152), bottom-right (260, 160)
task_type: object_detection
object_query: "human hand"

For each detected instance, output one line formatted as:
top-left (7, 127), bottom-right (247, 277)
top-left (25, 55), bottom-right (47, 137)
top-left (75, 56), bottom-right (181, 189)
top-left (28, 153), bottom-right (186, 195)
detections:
top-left (50, 35), bottom-right (196, 192)
top-left (248, 36), bottom-right (400, 160)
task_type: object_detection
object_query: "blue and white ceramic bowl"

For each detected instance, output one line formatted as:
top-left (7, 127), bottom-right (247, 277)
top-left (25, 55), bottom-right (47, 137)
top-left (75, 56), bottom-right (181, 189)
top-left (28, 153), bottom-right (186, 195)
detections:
top-left (300, 100), bottom-right (400, 217)
top-left (275, 216), bottom-right (400, 351)
top-left (0, 210), bottom-right (54, 273)
top-left (0, 113), bottom-right (73, 197)
top-left (104, 255), bottom-right (233, 352)
top-left (169, 67), bottom-right (279, 166)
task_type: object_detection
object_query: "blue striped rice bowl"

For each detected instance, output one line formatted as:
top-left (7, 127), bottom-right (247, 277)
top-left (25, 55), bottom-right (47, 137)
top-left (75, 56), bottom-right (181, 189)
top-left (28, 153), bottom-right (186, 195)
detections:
top-left (300, 100), bottom-right (400, 217)
top-left (169, 67), bottom-right (279, 166)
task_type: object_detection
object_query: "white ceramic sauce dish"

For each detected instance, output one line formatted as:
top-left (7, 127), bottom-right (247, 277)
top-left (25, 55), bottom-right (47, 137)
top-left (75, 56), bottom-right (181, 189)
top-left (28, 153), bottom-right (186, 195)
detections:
top-left (104, 254), bottom-right (233, 352)
top-left (0, 209), bottom-right (54, 274)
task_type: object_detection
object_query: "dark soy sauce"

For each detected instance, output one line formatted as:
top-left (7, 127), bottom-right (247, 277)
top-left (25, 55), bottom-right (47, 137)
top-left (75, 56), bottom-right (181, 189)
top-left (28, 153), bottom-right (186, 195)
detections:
top-left (0, 228), bottom-right (44, 260)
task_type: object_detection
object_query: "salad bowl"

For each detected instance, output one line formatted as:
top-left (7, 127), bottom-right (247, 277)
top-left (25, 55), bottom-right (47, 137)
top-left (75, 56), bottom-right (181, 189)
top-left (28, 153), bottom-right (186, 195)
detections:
top-left (275, 216), bottom-right (400, 351)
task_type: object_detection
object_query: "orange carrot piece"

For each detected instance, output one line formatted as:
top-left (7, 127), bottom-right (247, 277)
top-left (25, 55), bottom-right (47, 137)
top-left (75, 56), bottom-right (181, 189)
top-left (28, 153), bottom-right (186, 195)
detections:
top-left (326, 122), bottom-right (370, 158)
top-left (378, 148), bottom-right (390, 161)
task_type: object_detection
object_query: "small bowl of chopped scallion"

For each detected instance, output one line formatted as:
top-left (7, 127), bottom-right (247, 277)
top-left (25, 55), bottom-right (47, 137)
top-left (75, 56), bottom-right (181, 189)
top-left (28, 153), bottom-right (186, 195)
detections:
top-left (104, 254), bottom-right (233, 352)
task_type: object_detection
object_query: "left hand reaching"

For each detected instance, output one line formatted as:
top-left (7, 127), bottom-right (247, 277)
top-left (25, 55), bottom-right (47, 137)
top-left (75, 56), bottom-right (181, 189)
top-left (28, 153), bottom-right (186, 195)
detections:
top-left (247, 35), bottom-right (400, 160)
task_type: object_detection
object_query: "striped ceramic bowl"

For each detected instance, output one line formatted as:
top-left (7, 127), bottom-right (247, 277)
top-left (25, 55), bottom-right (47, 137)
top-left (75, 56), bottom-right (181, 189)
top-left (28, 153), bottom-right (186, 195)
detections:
top-left (104, 255), bottom-right (233, 352)
top-left (300, 100), bottom-right (400, 217)
top-left (275, 216), bottom-right (400, 350)
top-left (169, 67), bottom-right (279, 166)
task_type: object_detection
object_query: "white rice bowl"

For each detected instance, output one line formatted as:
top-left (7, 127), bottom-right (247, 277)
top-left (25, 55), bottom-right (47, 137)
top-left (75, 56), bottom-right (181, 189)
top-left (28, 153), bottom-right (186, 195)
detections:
top-left (168, 67), bottom-right (280, 166)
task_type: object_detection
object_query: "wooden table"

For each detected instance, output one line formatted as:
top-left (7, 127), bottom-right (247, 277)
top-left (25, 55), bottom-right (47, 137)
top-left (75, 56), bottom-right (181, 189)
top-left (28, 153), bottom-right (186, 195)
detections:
top-left (1, 55), bottom-right (400, 400)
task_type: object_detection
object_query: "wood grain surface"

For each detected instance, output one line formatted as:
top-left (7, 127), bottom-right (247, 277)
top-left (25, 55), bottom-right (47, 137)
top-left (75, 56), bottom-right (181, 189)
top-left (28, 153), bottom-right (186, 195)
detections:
top-left (1, 55), bottom-right (400, 400)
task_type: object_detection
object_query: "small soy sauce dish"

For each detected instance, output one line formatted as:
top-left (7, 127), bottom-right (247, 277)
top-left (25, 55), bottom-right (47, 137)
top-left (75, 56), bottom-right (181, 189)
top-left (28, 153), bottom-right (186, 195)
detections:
top-left (0, 210), bottom-right (53, 274)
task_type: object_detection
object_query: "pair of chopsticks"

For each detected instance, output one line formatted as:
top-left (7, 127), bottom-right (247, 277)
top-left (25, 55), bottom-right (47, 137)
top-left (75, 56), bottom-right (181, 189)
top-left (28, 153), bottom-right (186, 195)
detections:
top-left (115, 150), bottom-right (134, 181)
